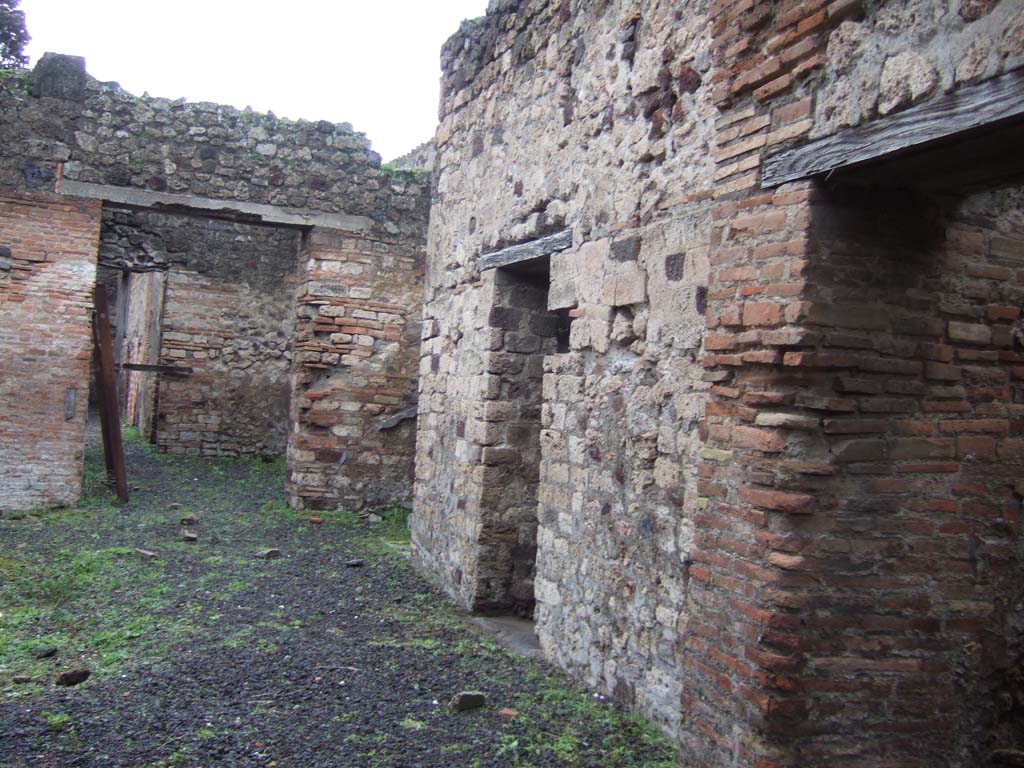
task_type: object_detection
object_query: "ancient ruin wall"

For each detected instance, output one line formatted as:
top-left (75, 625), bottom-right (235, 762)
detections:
top-left (0, 192), bottom-right (101, 512)
top-left (103, 210), bottom-right (303, 457)
top-left (780, 182), bottom-right (1024, 765)
top-left (417, 0), bottom-right (1024, 764)
top-left (0, 55), bottom-right (430, 511)
top-left (0, 54), bottom-right (423, 237)
top-left (288, 226), bottom-right (423, 512)
top-left (413, 0), bottom-right (718, 730)
top-left (687, 1), bottom-right (1024, 766)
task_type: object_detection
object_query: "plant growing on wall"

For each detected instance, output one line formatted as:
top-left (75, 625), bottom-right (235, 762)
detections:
top-left (0, 0), bottom-right (29, 69)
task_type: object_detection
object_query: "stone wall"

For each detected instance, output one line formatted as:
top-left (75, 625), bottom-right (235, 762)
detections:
top-left (414, 0), bottom-right (718, 731)
top-left (0, 55), bottom-right (430, 512)
top-left (0, 54), bottom-right (425, 240)
top-left (414, 0), bottom-right (1024, 764)
top-left (389, 140), bottom-right (436, 172)
top-left (0, 192), bottom-right (101, 512)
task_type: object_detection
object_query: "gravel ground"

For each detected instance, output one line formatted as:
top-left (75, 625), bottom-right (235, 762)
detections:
top-left (0, 427), bottom-right (675, 768)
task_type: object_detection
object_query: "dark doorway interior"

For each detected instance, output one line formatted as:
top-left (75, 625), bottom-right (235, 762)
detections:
top-left (476, 256), bottom-right (565, 616)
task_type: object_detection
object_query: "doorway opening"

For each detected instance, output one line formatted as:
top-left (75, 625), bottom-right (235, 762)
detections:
top-left (476, 255), bottom-right (568, 616)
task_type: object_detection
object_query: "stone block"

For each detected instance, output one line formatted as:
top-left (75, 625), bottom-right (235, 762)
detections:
top-left (601, 270), bottom-right (647, 307)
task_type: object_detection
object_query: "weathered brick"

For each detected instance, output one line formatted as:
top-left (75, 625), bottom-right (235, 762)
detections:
top-left (739, 487), bottom-right (815, 513)
top-left (831, 438), bottom-right (887, 463)
top-left (890, 438), bottom-right (956, 460)
top-left (947, 321), bottom-right (992, 345)
top-left (754, 412), bottom-right (819, 430)
top-left (742, 301), bottom-right (783, 326)
top-left (733, 426), bottom-right (787, 453)
top-left (823, 419), bottom-right (887, 434)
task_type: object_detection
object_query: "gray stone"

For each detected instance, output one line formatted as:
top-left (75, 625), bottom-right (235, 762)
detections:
top-left (56, 668), bottom-right (91, 687)
top-left (30, 646), bottom-right (57, 659)
top-left (29, 53), bottom-right (87, 101)
top-left (878, 51), bottom-right (938, 115)
top-left (256, 548), bottom-right (282, 560)
top-left (449, 690), bottom-right (487, 711)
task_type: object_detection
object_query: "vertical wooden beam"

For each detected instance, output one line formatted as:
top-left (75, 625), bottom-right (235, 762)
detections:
top-left (93, 284), bottom-right (129, 501)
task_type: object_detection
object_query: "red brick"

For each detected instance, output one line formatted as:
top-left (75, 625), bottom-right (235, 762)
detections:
top-left (733, 426), bottom-right (787, 453)
top-left (743, 391), bottom-right (795, 406)
top-left (966, 263), bottom-right (1012, 280)
top-left (743, 301), bottom-right (783, 326)
top-left (937, 419), bottom-right (1009, 434)
top-left (706, 333), bottom-right (739, 351)
top-left (957, 435), bottom-right (997, 459)
top-left (739, 487), bottom-right (815, 513)
top-left (986, 304), bottom-right (1020, 322)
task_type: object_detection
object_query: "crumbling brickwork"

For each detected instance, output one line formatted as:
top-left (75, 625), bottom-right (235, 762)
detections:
top-left (0, 54), bottom-right (429, 513)
top-left (413, 0), bottom-right (1024, 765)
top-left (156, 224), bottom-right (300, 457)
top-left (99, 208), bottom-right (303, 457)
top-left (288, 226), bottom-right (423, 512)
top-left (687, 1), bottom-right (1024, 765)
top-left (0, 192), bottom-right (101, 511)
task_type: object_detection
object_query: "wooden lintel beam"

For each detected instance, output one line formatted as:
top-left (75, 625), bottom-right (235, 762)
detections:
top-left (762, 69), bottom-right (1024, 188)
top-left (57, 178), bottom-right (375, 233)
top-left (480, 228), bottom-right (574, 272)
top-left (119, 363), bottom-right (193, 376)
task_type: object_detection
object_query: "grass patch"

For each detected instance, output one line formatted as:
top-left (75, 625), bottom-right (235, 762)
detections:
top-left (495, 673), bottom-right (676, 768)
top-left (377, 506), bottom-right (411, 544)
top-left (43, 711), bottom-right (73, 732)
top-left (0, 436), bottom-right (202, 691)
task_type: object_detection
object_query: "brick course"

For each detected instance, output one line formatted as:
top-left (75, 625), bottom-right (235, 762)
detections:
top-left (0, 192), bottom-right (101, 511)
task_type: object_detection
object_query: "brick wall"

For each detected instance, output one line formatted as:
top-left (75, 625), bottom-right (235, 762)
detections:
top-left (0, 191), bottom-right (101, 512)
top-left (287, 227), bottom-right (423, 512)
top-left (0, 55), bottom-right (430, 513)
top-left (418, 0), bottom-right (1024, 765)
top-left (153, 219), bottom-right (301, 457)
top-left (685, 1), bottom-right (1024, 765)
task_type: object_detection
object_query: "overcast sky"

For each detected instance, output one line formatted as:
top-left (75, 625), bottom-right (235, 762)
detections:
top-left (19, 0), bottom-right (490, 161)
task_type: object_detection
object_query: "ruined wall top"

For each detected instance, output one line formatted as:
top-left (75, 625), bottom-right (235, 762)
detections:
top-left (0, 53), bottom-right (429, 242)
top-left (389, 140), bottom-right (435, 172)
top-left (441, 0), bottom-right (1024, 140)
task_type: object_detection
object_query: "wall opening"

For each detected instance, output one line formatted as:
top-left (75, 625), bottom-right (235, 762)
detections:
top-left (477, 256), bottom-right (562, 616)
top-left (97, 206), bottom-right (302, 457)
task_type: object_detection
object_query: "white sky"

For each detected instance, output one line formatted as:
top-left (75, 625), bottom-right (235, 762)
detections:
top-left (19, 0), bottom-right (490, 161)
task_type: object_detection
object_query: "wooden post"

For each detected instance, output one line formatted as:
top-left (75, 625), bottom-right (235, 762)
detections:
top-left (93, 284), bottom-right (129, 501)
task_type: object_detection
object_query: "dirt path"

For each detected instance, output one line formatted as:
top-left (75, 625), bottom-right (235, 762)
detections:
top-left (0, 429), bottom-right (674, 768)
